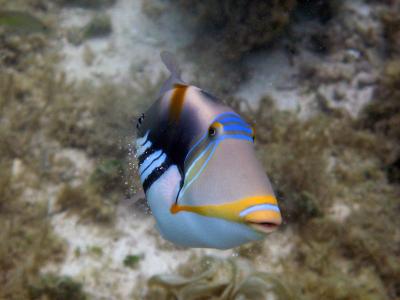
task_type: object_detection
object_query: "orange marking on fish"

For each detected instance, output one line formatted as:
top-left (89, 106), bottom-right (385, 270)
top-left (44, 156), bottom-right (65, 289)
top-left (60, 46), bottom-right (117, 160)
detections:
top-left (169, 84), bottom-right (188, 122)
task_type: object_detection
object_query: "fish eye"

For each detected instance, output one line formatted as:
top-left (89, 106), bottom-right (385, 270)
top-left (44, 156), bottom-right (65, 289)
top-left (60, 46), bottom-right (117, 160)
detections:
top-left (208, 126), bottom-right (217, 137)
top-left (208, 121), bottom-right (222, 138)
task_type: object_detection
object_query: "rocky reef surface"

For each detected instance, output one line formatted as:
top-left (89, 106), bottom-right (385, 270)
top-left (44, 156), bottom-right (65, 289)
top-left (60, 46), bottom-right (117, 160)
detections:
top-left (0, 0), bottom-right (399, 299)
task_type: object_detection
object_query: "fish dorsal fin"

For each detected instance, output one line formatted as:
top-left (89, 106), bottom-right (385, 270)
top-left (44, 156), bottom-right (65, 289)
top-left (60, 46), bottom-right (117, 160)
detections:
top-left (159, 51), bottom-right (185, 97)
top-left (161, 51), bottom-right (181, 78)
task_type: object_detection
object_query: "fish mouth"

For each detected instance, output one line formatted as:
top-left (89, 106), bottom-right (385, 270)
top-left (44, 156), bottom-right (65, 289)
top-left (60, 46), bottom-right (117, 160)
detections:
top-left (248, 221), bottom-right (280, 233)
top-left (242, 208), bottom-right (282, 234)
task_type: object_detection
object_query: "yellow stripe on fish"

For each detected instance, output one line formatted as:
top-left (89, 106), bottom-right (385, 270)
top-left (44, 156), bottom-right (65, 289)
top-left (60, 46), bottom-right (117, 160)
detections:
top-left (170, 195), bottom-right (279, 223)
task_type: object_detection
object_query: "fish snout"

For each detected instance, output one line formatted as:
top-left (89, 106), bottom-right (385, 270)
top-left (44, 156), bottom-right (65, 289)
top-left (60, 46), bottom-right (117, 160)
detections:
top-left (240, 203), bottom-right (282, 233)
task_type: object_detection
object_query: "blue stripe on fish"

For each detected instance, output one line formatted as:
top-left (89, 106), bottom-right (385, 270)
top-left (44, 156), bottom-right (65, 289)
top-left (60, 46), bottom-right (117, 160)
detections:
top-left (142, 158), bottom-right (172, 192)
top-left (139, 150), bottom-right (163, 175)
top-left (140, 153), bottom-right (167, 183)
top-left (136, 130), bottom-right (173, 192)
top-left (184, 142), bottom-right (214, 179)
top-left (239, 204), bottom-right (281, 217)
top-left (180, 142), bottom-right (218, 198)
top-left (136, 131), bottom-right (149, 146)
top-left (223, 124), bottom-right (253, 134)
top-left (218, 117), bottom-right (249, 126)
top-left (137, 140), bottom-right (152, 156)
top-left (184, 132), bottom-right (208, 165)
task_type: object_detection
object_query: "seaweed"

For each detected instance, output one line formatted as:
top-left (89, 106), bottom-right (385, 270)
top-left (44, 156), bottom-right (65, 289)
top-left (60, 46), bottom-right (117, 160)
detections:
top-left (144, 256), bottom-right (295, 300)
top-left (47, 75), bottom-right (159, 158)
top-left (28, 274), bottom-right (87, 300)
top-left (55, 0), bottom-right (116, 9)
top-left (90, 159), bottom-right (124, 194)
top-left (0, 10), bottom-right (49, 34)
top-left (381, 11), bottom-right (400, 57)
top-left (0, 168), bottom-right (66, 299)
top-left (65, 13), bottom-right (112, 46)
top-left (359, 60), bottom-right (400, 183)
top-left (83, 14), bottom-right (112, 39)
top-left (168, 0), bottom-right (297, 60)
top-left (123, 254), bottom-right (143, 269)
top-left (56, 183), bottom-right (117, 224)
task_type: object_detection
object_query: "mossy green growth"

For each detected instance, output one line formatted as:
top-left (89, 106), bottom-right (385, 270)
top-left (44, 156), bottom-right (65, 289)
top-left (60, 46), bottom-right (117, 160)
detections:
top-left (0, 10), bottom-right (49, 34)
top-left (66, 14), bottom-right (112, 45)
top-left (360, 60), bottom-right (400, 183)
top-left (87, 245), bottom-right (103, 257)
top-left (56, 0), bottom-right (116, 9)
top-left (83, 14), bottom-right (112, 39)
top-left (0, 169), bottom-right (66, 299)
top-left (90, 159), bottom-right (124, 194)
top-left (169, 0), bottom-right (297, 60)
top-left (381, 11), bottom-right (400, 57)
top-left (47, 74), bottom-right (158, 158)
top-left (28, 274), bottom-right (87, 300)
top-left (123, 254), bottom-right (142, 269)
top-left (56, 183), bottom-right (117, 224)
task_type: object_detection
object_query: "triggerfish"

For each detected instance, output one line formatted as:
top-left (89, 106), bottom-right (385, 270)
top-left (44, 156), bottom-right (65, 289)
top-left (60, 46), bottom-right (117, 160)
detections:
top-left (135, 52), bottom-right (282, 249)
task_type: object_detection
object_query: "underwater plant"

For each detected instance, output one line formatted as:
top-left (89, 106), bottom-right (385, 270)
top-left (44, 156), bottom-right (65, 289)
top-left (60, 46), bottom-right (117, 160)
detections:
top-left (56, 182), bottom-right (117, 224)
top-left (0, 10), bottom-right (49, 34)
top-left (123, 254), bottom-right (143, 269)
top-left (28, 274), bottom-right (87, 300)
top-left (360, 59), bottom-right (400, 183)
top-left (56, 0), bottom-right (116, 9)
top-left (83, 13), bottom-right (112, 39)
top-left (168, 0), bottom-right (297, 60)
top-left (65, 13), bottom-right (112, 45)
top-left (144, 255), bottom-right (294, 300)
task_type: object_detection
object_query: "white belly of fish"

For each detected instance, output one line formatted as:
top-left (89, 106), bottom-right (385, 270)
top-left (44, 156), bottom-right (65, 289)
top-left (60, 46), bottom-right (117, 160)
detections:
top-left (146, 165), bottom-right (263, 249)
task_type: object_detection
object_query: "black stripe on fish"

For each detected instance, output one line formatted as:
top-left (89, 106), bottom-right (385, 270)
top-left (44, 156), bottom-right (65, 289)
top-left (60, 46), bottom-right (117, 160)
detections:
top-left (138, 146), bottom-right (158, 166)
top-left (143, 158), bottom-right (172, 192)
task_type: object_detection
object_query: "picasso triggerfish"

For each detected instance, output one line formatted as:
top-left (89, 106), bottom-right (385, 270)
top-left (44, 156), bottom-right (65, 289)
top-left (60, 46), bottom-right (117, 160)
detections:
top-left (135, 52), bottom-right (282, 249)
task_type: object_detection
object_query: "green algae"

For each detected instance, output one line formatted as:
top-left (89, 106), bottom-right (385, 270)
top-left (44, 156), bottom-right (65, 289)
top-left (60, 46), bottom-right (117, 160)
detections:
top-left (66, 13), bottom-right (113, 45)
top-left (360, 60), bottom-right (400, 184)
top-left (56, 183), bottom-right (117, 224)
top-left (123, 254), bottom-right (143, 269)
top-left (0, 166), bottom-right (68, 299)
top-left (90, 159), bottom-right (124, 194)
top-left (83, 14), bottom-right (112, 39)
top-left (0, 10), bottom-right (49, 34)
top-left (381, 11), bottom-right (400, 57)
top-left (167, 0), bottom-right (297, 60)
top-left (0, 7), bottom-right (89, 298)
top-left (56, 0), bottom-right (116, 9)
top-left (28, 274), bottom-right (87, 300)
